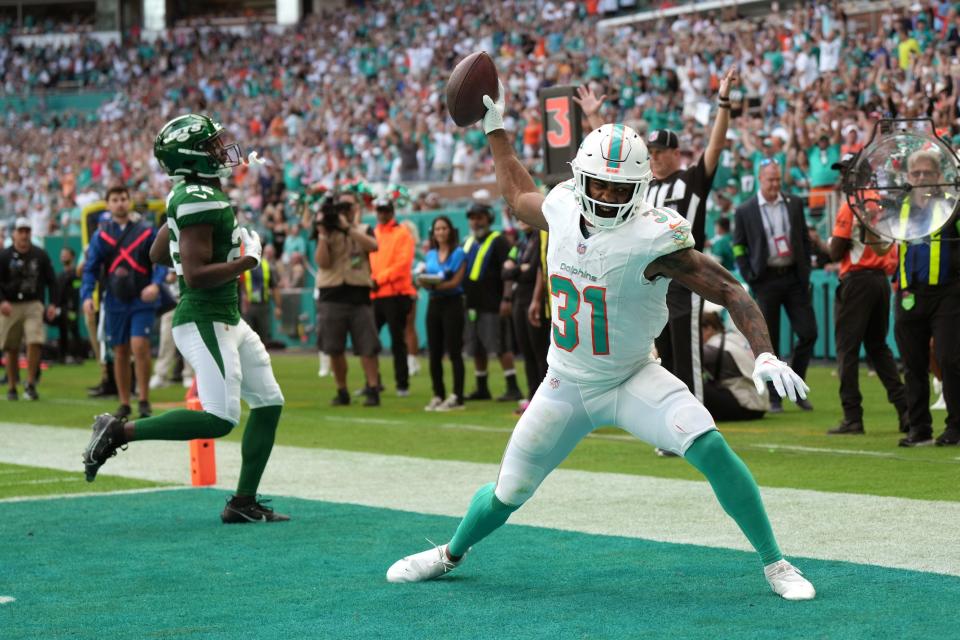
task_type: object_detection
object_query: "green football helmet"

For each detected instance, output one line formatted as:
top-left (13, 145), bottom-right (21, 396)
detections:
top-left (153, 114), bottom-right (242, 179)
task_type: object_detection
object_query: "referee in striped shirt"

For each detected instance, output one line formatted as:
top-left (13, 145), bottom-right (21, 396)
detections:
top-left (579, 70), bottom-right (737, 404)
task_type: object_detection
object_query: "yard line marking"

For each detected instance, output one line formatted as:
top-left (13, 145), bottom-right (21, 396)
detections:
top-left (0, 596), bottom-right (15, 604)
top-left (3, 422), bottom-right (960, 577)
top-left (0, 486), bottom-right (188, 504)
top-left (0, 477), bottom-right (81, 487)
top-left (753, 443), bottom-right (960, 464)
top-left (317, 414), bottom-right (639, 443)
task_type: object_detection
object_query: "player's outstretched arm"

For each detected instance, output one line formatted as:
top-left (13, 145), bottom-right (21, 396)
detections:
top-left (645, 248), bottom-right (809, 400)
top-left (179, 223), bottom-right (256, 289)
top-left (150, 223), bottom-right (173, 267)
top-left (482, 90), bottom-right (548, 231)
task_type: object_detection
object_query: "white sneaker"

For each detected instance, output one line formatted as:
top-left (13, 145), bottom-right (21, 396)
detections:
top-left (148, 375), bottom-right (169, 390)
top-left (932, 393), bottom-right (947, 410)
top-left (435, 394), bottom-right (464, 412)
top-left (386, 542), bottom-right (463, 583)
top-left (764, 559), bottom-right (816, 600)
top-left (318, 352), bottom-right (330, 377)
top-left (407, 354), bottom-right (421, 376)
top-left (424, 396), bottom-right (444, 411)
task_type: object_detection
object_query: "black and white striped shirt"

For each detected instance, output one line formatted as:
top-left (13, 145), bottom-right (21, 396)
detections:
top-left (643, 154), bottom-right (715, 251)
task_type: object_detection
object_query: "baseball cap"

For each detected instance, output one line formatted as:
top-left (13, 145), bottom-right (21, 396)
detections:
top-left (14, 216), bottom-right (31, 230)
top-left (831, 152), bottom-right (857, 171)
top-left (647, 129), bottom-right (679, 150)
top-left (466, 202), bottom-right (494, 219)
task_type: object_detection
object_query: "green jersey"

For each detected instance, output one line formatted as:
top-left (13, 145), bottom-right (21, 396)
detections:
top-left (165, 180), bottom-right (241, 326)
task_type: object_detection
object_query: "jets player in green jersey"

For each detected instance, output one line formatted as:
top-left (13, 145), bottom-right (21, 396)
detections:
top-left (82, 114), bottom-right (288, 524)
top-left (386, 88), bottom-right (816, 600)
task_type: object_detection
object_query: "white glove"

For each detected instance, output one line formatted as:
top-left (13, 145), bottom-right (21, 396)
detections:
top-left (751, 352), bottom-right (809, 402)
top-left (481, 80), bottom-right (506, 134)
top-left (239, 227), bottom-right (262, 267)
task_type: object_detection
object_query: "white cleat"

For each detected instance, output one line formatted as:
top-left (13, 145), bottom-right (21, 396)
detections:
top-left (386, 542), bottom-right (463, 583)
top-left (764, 559), bottom-right (816, 600)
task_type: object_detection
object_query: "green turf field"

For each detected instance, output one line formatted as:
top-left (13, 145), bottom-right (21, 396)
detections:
top-left (2, 353), bottom-right (958, 639)
top-left (3, 355), bottom-right (957, 501)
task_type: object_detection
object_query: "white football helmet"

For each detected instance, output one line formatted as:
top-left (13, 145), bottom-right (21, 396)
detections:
top-left (570, 123), bottom-right (652, 230)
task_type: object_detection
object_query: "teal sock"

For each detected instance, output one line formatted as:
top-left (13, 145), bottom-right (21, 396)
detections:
top-left (448, 482), bottom-right (519, 558)
top-left (131, 409), bottom-right (233, 441)
top-left (236, 405), bottom-right (282, 497)
top-left (684, 431), bottom-right (782, 565)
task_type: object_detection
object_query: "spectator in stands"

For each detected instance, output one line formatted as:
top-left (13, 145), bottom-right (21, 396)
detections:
top-left (700, 303), bottom-right (768, 422)
top-left (314, 191), bottom-right (381, 407)
top-left (733, 160), bottom-right (817, 413)
top-left (81, 185), bottom-right (166, 419)
top-left (0, 217), bottom-right (57, 401)
top-left (827, 190), bottom-right (908, 436)
top-left (55, 246), bottom-right (83, 364)
top-left (462, 202), bottom-right (523, 403)
top-left (370, 196), bottom-right (416, 397)
top-left (707, 217), bottom-right (735, 272)
top-left (418, 216), bottom-right (466, 412)
top-left (240, 243), bottom-right (281, 346)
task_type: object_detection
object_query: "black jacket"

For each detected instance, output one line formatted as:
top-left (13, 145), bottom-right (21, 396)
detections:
top-left (0, 245), bottom-right (57, 304)
top-left (733, 193), bottom-right (812, 284)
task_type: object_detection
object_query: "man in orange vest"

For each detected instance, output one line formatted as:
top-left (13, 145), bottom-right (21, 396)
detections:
top-left (370, 197), bottom-right (416, 396)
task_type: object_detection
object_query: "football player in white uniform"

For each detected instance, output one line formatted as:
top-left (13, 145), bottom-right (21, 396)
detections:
top-left (387, 89), bottom-right (816, 600)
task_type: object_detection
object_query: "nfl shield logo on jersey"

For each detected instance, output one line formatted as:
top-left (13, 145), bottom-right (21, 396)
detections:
top-left (577, 242), bottom-right (587, 255)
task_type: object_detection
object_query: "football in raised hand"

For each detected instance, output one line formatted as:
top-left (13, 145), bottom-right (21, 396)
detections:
top-left (445, 51), bottom-right (500, 127)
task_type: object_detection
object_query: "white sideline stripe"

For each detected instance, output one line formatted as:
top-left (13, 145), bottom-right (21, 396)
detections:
top-left (0, 478), bottom-right (81, 487)
top-left (2, 422), bottom-right (959, 577)
top-left (752, 444), bottom-right (899, 459)
top-left (0, 486), bottom-right (189, 504)
top-left (0, 596), bottom-right (15, 604)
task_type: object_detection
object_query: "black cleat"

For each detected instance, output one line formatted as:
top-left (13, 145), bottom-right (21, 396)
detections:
top-left (935, 429), bottom-right (960, 446)
top-left (898, 429), bottom-right (934, 448)
top-left (496, 388), bottom-right (524, 402)
top-left (795, 398), bottom-right (814, 411)
top-left (82, 413), bottom-right (127, 482)
top-left (88, 382), bottom-right (118, 398)
top-left (465, 389), bottom-right (492, 401)
top-left (6, 388), bottom-right (17, 401)
top-left (768, 397), bottom-right (783, 414)
top-left (221, 496), bottom-right (290, 524)
top-left (114, 404), bottom-right (132, 420)
top-left (331, 389), bottom-right (350, 406)
top-left (138, 400), bottom-right (152, 418)
top-left (827, 420), bottom-right (864, 435)
top-left (363, 387), bottom-right (380, 407)
top-left (23, 383), bottom-right (38, 401)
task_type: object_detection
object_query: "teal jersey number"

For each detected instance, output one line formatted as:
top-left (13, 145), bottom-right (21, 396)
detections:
top-left (550, 275), bottom-right (609, 355)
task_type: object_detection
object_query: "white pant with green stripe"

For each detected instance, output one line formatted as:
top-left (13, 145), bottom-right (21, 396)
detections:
top-left (172, 319), bottom-right (284, 426)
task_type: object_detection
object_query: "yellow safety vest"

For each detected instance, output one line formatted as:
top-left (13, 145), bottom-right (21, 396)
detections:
top-left (243, 260), bottom-right (270, 303)
top-left (463, 231), bottom-right (501, 282)
top-left (898, 196), bottom-right (951, 288)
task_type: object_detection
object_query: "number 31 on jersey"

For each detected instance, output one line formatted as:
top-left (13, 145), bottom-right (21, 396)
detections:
top-left (550, 275), bottom-right (609, 355)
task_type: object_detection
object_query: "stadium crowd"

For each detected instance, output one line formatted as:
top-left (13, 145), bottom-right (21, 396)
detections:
top-left (0, 1), bottom-right (958, 441)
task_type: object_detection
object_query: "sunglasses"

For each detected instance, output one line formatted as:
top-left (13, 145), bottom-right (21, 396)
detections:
top-left (908, 169), bottom-right (939, 178)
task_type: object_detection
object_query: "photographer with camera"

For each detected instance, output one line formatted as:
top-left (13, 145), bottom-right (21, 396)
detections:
top-left (314, 191), bottom-right (382, 407)
top-left (0, 217), bottom-right (58, 401)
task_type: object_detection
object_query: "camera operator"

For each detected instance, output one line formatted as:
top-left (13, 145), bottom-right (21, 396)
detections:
top-left (0, 217), bottom-right (58, 401)
top-left (314, 191), bottom-right (382, 406)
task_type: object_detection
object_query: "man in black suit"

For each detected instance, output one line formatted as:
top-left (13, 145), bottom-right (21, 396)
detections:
top-left (733, 160), bottom-right (817, 412)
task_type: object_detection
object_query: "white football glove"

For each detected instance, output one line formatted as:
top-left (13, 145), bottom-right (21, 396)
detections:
top-left (239, 227), bottom-right (262, 267)
top-left (481, 80), bottom-right (506, 134)
top-left (751, 352), bottom-right (810, 402)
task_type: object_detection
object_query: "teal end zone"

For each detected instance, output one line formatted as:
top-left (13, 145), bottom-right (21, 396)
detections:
top-left (1, 489), bottom-right (957, 640)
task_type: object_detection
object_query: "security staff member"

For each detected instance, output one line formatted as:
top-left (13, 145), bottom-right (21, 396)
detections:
top-left (240, 243), bottom-right (281, 345)
top-left (894, 149), bottom-right (960, 447)
top-left (733, 160), bottom-right (817, 412)
top-left (0, 217), bottom-right (58, 401)
top-left (827, 191), bottom-right (908, 435)
top-left (462, 202), bottom-right (522, 402)
top-left (82, 185), bottom-right (167, 419)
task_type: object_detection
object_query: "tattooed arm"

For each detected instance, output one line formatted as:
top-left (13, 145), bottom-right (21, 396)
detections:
top-left (644, 248), bottom-right (774, 356)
